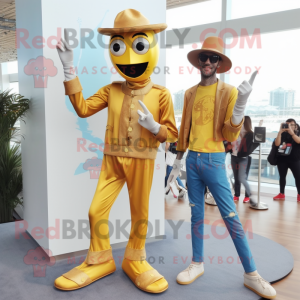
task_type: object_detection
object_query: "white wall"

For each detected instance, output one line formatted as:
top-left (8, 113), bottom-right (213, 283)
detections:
top-left (16, 0), bottom-right (167, 256)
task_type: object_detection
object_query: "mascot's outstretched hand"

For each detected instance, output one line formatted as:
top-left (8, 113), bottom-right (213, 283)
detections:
top-left (137, 100), bottom-right (161, 135)
top-left (56, 29), bottom-right (76, 81)
top-left (232, 70), bottom-right (258, 125)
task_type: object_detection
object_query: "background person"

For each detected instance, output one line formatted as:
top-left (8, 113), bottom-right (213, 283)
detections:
top-left (165, 141), bottom-right (187, 199)
top-left (230, 116), bottom-right (259, 203)
top-left (273, 118), bottom-right (300, 202)
top-left (223, 140), bottom-right (235, 190)
top-left (165, 142), bottom-right (178, 198)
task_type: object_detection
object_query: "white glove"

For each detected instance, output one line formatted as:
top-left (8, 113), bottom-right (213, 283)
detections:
top-left (56, 29), bottom-right (76, 81)
top-left (232, 70), bottom-right (258, 125)
top-left (165, 159), bottom-right (181, 193)
top-left (137, 100), bottom-right (161, 135)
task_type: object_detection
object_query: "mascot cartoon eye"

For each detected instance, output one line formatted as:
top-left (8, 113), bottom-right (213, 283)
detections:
top-left (132, 37), bottom-right (149, 55)
top-left (110, 39), bottom-right (126, 56)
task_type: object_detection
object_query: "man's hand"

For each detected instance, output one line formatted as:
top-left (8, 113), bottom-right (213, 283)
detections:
top-left (166, 159), bottom-right (181, 193)
top-left (137, 100), bottom-right (161, 135)
top-left (56, 29), bottom-right (76, 81)
top-left (232, 70), bottom-right (258, 125)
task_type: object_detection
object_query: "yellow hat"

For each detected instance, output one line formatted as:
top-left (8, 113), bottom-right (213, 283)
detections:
top-left (98, 9), bottom-right (167, 36)
top-left (187, 36), bottom-right (232, 73)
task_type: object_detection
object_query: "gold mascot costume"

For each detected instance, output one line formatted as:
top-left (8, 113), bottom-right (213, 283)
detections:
top-left (54, 9), bottom-right (178, 293)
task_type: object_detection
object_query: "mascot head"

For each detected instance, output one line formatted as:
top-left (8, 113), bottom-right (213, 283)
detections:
top-left (98, 9), bottom-right (167, 82)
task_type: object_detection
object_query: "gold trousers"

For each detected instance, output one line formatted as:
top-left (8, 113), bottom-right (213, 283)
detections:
top-left (86, 154), bottom-right (155, 264)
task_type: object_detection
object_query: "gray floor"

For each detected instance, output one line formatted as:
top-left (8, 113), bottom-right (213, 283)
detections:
top-left (0, 220), bottom-right (293, 300)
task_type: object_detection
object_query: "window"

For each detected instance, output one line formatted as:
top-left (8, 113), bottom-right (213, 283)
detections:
top-left (165, 1), bottom-right (300, 189)
top-left (227, 0), bottom-right (300, 20)
top-left (225, 29), bottom-right (300, 133)
top-left (167, 0), bottom-right (222, 29)
top-left (7, 61), bottom-right (18, 74)
top-left (1, 61), bottom-right (19, 94)
top-left (225, 29), bottom-right (300, 187)
top-left (9, 82), bottom-right (19, 95)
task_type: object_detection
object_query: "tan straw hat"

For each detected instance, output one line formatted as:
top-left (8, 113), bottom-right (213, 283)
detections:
top-left (187, 36), bottom-right (232, 73)
top-left (98, 9), bottom-right (167, 36)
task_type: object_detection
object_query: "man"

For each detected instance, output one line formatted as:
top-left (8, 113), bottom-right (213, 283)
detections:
top-left (54, 9), bottom-right (177, 293)
top-left (167, 36), bottom-right (276, 299)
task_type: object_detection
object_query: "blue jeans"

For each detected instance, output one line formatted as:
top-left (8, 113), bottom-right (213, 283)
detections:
top-left (186, 150), bottom-right (257, 273)
top-left (165, 165), bottom-right (185, 188)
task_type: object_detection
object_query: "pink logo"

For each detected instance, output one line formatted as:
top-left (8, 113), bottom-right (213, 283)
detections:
top-left (23, 247), bottom-right (56, 277)
top-left (83, 157), bottom-right (102, 179)
top-left (24, 56), bottom-right (57, 88)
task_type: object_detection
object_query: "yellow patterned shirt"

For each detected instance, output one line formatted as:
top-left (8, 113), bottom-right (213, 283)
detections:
top-left (188, 82), bottom-right (238, 153)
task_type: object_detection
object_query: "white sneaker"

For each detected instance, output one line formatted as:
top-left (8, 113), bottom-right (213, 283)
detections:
top-left (178, 187), bottom-right (187, 199)
top-left (244, 273), bottom-right (276, 299)
top-left (176, 263), bottom-right (204, 285)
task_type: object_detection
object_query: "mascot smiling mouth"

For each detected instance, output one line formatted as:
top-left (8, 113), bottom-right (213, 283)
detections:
top-left (116, 62), bottom-right (149, 78)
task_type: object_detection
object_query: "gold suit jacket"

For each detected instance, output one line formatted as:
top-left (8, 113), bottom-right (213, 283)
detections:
top-left (176, 79), bottom-right (244, 153)
top-left (64, 77), bottom-right (178, 159)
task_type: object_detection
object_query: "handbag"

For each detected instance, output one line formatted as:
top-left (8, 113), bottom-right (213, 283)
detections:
top-left (267, 140), bottom-right (279, 166)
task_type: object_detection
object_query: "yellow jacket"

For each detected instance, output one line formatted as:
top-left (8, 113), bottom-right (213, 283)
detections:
top-left (176, 79), bottom-right (243, 153)
top-left (64, 77), bottom-right (178, 159)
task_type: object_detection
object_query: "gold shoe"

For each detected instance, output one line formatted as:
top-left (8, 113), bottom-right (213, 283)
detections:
top-left (122, 258), bottom-right (168, 293)
top-left (54, 259), bottom-right (116, 291)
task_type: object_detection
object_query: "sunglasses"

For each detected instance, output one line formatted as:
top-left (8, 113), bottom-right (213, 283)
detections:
top-left (199, 53), bottom-right (221, 64)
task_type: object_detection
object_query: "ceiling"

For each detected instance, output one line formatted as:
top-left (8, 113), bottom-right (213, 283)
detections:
top-left (0, 0), bottom-right (16, 63)
top-left (0, 0), bottom-right (208, 64)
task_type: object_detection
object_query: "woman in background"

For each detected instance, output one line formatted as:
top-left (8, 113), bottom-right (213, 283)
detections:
top-left (273, 118), bottom-right (300, 202)
top-left (231, 116), bottom-right (260, 203)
